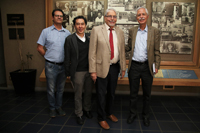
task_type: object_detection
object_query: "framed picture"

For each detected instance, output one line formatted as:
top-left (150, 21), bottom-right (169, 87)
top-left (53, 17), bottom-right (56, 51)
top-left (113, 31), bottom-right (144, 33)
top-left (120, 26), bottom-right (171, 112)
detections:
top-left (45, 0), bottom-right (200, 67)
top-left (108, 0), bottom-right (146, 24)
top-left (146, 0), bottom-right (200, 66)
top-left (117, 24), bottom-right (139, 59)
top-left (152, 2), bottom-right (194, 55)
top-left (55, 1), bottom-right (105, 33)
top-left (45, 0), bottom-right (107, 31)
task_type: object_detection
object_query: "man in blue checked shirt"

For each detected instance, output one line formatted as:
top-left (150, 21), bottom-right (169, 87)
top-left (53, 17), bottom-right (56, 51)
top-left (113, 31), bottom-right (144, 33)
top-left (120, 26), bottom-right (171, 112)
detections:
top-left (37, 9), bottom-right (71, 118)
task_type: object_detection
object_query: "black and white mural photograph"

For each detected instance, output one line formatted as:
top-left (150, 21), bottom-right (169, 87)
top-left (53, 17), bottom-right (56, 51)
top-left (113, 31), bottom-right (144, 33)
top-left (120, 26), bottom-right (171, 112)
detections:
top-left (160, 41), bottom-right (192, 54)
top-left (55, 1), bottom-right (104, 33)
top-left (117, 24), bottom-right (136, 59)
top-left (152, 2), bottom-right (195, 54)
top-left (108, 0), bottom-right (146, 24)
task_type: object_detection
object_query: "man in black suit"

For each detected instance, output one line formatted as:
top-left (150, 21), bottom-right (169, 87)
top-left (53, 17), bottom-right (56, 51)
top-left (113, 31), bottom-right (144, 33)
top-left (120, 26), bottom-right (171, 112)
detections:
top-left (64, 16), bottom-right (93, 125)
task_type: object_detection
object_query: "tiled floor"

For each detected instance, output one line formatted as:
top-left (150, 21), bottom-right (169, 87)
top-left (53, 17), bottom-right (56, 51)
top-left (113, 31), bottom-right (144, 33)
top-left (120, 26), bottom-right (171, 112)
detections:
top-left (0, 89), bottom-right (200, 133)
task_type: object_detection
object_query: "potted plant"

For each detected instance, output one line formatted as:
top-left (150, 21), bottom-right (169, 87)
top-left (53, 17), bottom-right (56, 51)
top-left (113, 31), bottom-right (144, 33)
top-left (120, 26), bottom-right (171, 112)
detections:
top-left (10, 24), bottom-right (37, 94)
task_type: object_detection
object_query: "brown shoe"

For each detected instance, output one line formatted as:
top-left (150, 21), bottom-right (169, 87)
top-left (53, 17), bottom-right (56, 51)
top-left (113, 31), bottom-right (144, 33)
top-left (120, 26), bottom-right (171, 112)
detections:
top-left (107, 114), bottom-right (118, 122)
top-left (99, 121), bottom-right (110, 130)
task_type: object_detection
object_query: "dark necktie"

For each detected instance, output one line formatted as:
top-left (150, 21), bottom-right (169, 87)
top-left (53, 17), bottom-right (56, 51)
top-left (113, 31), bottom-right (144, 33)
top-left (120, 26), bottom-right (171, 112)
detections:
top-left (109, 28), bottom-right (114, 60)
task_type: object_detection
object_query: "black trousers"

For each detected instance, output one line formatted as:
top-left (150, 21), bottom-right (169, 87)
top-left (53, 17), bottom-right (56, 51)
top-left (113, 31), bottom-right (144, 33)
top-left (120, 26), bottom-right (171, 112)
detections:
top-left (128, 60), bottom-right (153, 118)
top-left (96, 63), bottom-right (120, 121)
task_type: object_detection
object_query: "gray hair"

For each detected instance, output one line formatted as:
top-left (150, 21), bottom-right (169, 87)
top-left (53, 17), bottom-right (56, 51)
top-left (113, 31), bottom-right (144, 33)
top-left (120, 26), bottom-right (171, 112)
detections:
top-left (136, 6), bottom-right (149, 15)
top-left (104, 8), bottom-right (117, 16)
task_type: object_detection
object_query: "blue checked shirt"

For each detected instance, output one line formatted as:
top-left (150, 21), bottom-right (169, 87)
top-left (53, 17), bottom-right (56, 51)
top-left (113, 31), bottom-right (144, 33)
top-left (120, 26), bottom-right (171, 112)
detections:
top-left (132, 25), bottom-right (148, 62)
top-left (37, 25), bottom-right (71, 63)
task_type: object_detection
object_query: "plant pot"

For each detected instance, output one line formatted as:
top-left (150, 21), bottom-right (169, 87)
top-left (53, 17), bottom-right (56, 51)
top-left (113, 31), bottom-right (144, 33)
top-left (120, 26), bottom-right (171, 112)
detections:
top-left (10, 69), bottom-right (37, 94)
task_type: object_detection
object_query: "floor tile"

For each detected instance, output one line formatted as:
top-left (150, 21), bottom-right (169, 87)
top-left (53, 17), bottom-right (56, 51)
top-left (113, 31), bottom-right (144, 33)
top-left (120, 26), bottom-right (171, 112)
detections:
top-left (154, 113), bottom-right (173, 121)
top-left (13, 113), bottom-right (36, 122)
top-left (176, 122), bottom-right (200, 132)
top-left (18, 123), bottom-right (43, 133)
top-left (65, 116), bottom-right (83, 127)
top-left (140, 120), bottom-right (160, 131)
top-left (25, 106), bottom-right (44, 113)
top-left (121, 130), bottom-right (141, 133)
top-left (107, 119), bottom-right (121, 129)
top-left (181, 107), bottom-right (199, 114)
top-left (47, 116), bottom-right (68, 125)
top-left (0, 112), bottom-right (20, 121)
top-left (38, 125), bottom-right (62, 133)
top-left (60, 126), bottom-right (81, 133)
top-left (143, 131), bottom-right (161, 133)
top-left (30, 114), bottom-right (50, 123)
top-left (171, 114), bottom-right (191, 121)
top-left (84, 117), bottom-right (100, 128)
top-left (158, 121), bottom-right (180, 132)
top-left (165, 107), bottom-right (183, 113)
top-left (0, 104), bottom-right (17, 112)
top-left (9, 105), bottom-right (30, 113)
top-left (187, 114), bottom-right (200, 122)
top-left (0, 90), bottom-right (200, 133)
top-left (176, 102), bottom-right (192, 107)
top-left (0, 120), bottom-right (9, 128)
top-left (81, 127), bottom-right (101, 133)
top-left (0, 122), bottom-right (26, 132)
top-left (151, 106), bottom-right (168, 113)
top-left (122, 119), bottom-right (140, 130)
top-left (101, 129), bottom-right (121, 133)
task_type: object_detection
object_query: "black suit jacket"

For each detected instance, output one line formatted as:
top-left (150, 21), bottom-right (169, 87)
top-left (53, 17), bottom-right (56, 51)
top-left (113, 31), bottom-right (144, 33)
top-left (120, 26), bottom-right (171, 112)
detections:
top-left (64, 33), bottom-right (90, 80)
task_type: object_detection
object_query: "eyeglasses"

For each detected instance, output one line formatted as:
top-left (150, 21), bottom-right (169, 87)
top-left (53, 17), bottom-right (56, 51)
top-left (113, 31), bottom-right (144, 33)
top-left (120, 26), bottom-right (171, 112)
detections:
top-left (54, 15), bottom-right (63, 18)
top-left (105, 15), bottom-right (117, 19)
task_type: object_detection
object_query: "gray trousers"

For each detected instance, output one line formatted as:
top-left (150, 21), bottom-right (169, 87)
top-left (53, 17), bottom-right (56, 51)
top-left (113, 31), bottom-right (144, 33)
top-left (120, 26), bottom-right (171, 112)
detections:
top-left (72, 71), bottom-right (93, 117)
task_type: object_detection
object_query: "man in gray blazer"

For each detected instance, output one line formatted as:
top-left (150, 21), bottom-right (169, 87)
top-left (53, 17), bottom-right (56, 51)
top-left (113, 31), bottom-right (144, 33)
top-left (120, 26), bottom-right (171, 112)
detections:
top-left (126, 7), bottom-right (161, 127)
top-left (89, 8), bottom-right (126, 130)
top-left (64, 16), bottom-right (93, 125)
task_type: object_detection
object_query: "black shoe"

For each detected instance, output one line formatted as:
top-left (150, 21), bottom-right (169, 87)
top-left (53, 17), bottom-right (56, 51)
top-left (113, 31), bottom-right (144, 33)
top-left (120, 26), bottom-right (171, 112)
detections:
top-left (143, 117), bottom-right (150, 127)
top-left (56, 108), bottom-right (66, 116)
top-left (127, 115), bottom-right (136, 124)
top-left (83, 111), bottom-right (93, 119)
top-left (49, 110), bottom-right (56, 118)
top-left (77, 116), bottom-right (84, 125)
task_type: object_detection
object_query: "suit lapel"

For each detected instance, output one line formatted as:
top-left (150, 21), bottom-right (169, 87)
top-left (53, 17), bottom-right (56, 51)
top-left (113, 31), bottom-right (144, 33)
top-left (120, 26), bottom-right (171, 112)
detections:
top-left (101, 25), bottom-right (110, 51)
top-left (115, 27), bottom-right (121, 52)
top-left (147, 26), bottom-right (151, 51)
top-left (131, 26), bottom-right (138, 52)
top-left (72, 33), bottom-right (79, 59)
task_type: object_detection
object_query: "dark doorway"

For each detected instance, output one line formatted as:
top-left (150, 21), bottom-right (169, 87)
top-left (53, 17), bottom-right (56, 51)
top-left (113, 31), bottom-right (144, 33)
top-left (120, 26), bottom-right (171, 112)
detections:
top-left (0, 9), bottom-right (7, 87)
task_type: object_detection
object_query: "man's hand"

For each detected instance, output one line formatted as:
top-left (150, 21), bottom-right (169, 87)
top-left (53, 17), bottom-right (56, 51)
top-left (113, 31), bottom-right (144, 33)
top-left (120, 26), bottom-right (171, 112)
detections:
top-left (120, 71), bottom-right (125, 79)
top-left (90, 72), bottom-right (97, 83)
top-left (155, 69), bottom-right (158, 74)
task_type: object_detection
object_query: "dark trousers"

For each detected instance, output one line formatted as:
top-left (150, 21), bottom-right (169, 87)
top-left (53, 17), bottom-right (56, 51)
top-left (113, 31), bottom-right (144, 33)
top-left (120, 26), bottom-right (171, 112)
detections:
top-left (128, 60), bottom-right (153, 118)
top-left (96, 63), bottom-right (120, 121)
top-left (72, 71), bottom-right (93, 117)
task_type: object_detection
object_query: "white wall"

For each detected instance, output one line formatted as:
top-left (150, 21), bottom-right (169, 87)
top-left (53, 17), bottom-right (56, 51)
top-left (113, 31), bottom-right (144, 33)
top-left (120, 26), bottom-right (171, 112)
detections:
top-left (0, 0), bottom-right (46, 88)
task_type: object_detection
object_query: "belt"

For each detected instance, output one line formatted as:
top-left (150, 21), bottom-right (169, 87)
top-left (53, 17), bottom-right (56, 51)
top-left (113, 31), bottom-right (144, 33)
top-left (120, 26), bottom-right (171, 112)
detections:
top-left (132, 60), bottom-right (148, 65)
top-left (45, 60), bottom-right (64, 65)
top-left (110, 60), bottom-right (120, 65)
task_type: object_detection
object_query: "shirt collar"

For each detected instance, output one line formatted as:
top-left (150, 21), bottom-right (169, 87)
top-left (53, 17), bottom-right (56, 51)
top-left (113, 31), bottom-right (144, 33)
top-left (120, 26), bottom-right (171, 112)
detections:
top-left (75, 33), bottom-right (85, 39)
top-left (105, 23), bottom-right (115, 30)
top-left (138, 25), bottom-right (148, 32)
top-left (51, 25), bottom-right (65, 32)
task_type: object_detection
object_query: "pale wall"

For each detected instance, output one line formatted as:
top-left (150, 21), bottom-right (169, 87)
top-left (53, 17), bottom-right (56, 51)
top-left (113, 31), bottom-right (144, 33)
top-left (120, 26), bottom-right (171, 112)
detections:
top-left (0, 0), bottom-right (46, 88)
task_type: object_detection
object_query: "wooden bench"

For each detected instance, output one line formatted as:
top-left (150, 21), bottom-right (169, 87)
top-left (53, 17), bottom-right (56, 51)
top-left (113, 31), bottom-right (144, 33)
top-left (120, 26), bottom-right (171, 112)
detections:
top-left (39, 67), bottom-right (200, 90)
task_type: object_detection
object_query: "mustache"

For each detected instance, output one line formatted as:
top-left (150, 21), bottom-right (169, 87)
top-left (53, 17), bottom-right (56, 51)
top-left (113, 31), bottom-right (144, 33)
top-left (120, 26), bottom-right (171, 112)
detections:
top-left (139, 18), bottom-right (145, 20)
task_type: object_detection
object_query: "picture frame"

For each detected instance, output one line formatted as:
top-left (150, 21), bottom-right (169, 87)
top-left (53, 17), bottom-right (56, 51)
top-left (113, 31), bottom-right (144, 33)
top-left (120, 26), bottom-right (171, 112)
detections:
top-left (45, 0), bottom-right (200, 67)
top-left (146, 0), bottom-right (200, 67)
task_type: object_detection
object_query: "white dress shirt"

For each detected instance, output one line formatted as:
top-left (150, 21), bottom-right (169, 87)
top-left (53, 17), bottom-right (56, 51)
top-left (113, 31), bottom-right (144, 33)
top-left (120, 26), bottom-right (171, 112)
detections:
top-left (105, 23), bottom-right (119, 64)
